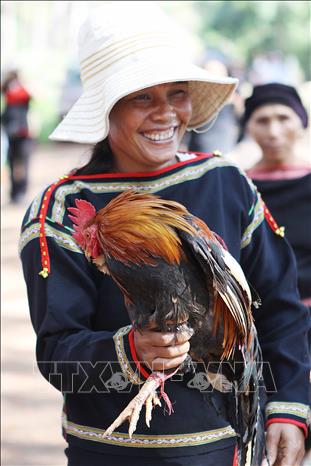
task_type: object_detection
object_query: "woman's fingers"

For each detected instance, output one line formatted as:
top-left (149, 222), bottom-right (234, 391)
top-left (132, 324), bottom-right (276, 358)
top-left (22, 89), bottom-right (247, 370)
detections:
top-left (134, 328), bottom-right (192, 370)
top-left (143, 329), bottom-right (192, 346)
top-left (153, 341), bottom-right (190, 358)
top-left (151, 352), bottom-right (189, 371)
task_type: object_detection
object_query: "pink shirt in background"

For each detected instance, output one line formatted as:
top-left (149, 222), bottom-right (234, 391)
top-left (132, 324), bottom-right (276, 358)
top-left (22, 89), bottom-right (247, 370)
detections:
top-left (247, 165), bottom-right (311, 180)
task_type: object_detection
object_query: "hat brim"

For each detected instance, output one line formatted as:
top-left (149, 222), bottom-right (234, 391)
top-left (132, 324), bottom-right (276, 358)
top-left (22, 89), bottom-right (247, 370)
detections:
top-left (49, 58), bottom-right (238, 144)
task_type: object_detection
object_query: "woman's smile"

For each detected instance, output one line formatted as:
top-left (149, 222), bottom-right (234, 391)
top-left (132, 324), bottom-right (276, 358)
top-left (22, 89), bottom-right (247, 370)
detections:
top-left (141, 126), bottom-right (177, 142)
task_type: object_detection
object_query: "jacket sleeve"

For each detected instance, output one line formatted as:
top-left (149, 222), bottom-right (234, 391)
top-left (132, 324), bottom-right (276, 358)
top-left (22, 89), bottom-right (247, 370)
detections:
top-left (19, 215), bottom-right (144, 395)
top-left (239, 182), bottom-right (310, 436)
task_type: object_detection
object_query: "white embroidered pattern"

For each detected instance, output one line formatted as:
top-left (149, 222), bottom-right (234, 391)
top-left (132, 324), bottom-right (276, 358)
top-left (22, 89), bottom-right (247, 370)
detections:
top-left (266, 402), bottom-right (309, 419)
top-left (19, 222), bottom-right (82, 255)
top-left (241, 197), bottom-right (264, 249)
top-left (27, 189), bottom-right (45, 224)
top-left (113, 326), bottom-right (144, 386)
top-left (51, 157), bottom-right (232, 223)
top-left (62, 415), bottom-right (236, 447)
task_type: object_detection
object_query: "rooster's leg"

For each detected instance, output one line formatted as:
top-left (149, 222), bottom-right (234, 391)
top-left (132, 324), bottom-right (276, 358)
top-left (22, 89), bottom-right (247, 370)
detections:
top-left (103, 372), bottom-right (171, 438)
top-left (145, 390), bottom-right (162, 427)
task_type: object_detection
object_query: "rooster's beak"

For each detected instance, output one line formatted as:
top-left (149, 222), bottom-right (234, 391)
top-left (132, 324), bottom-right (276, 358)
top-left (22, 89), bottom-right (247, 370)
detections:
top-left (84, 251), bottom-right (92, 262)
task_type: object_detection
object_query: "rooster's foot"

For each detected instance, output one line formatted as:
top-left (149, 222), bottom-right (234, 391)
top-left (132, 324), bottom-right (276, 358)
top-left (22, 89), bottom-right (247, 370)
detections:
top-left (103, 374), bottom-right (162, 438)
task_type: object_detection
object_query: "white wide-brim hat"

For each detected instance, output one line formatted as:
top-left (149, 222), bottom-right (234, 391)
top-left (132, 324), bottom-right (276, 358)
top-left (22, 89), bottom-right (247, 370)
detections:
top-left (50, 2), bottom-right (238, 144)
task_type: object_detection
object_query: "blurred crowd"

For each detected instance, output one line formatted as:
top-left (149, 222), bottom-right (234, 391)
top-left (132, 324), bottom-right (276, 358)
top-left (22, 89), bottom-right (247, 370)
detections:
top-left (180, 50), bottom-right (310, 162)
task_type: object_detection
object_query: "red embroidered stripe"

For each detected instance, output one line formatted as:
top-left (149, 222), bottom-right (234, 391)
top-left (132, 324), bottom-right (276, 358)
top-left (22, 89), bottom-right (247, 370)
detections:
top-left (68, 153), bottom-right (214, 180)
top-left (266, 418), bottom-right (308, 438)
top-left (38, 175), bottom-right (71, 278)
top-left (262, 201), bottom-right (285, 237)
top-left (128, 328), bottom-right (150, 379)
top-left (232, 445), bottom-right (238, 466)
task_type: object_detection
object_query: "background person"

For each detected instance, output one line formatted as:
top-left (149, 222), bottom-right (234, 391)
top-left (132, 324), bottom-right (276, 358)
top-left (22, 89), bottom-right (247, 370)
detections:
top-left (243, 83), bottom-right (311, 310)
top-left (243, 82), bottom-right (311, 461)
top-left (19, 4), bottom-right (309, 466)
top-left (1, 69), bottom-right (33, 204)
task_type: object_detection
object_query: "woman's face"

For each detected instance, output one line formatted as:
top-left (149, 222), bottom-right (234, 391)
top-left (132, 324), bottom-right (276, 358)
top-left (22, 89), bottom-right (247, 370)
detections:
top-left (108, 82), bottom-right (192, 173)
top-left (247, 104), bottom-right (303, 163)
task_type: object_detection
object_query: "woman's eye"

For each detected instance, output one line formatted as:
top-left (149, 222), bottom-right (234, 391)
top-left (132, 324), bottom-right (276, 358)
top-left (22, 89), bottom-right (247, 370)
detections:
top-left (256, 118), bottom-right (268, 126)
top-left (170, 89), bottom-right (188, 99)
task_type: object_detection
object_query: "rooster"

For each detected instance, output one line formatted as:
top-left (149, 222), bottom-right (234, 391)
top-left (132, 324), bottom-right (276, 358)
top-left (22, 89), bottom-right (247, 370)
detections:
top-left (68, 190), bottom-right (264, 466)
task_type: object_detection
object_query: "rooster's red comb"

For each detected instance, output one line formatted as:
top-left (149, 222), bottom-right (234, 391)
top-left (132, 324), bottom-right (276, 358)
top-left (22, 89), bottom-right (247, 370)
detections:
top-left (68, 199), bottom-right (97, 230)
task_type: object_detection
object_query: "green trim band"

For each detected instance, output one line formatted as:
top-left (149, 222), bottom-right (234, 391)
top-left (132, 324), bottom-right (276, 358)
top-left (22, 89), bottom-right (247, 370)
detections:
top-left (26, 189), bottom-right (45, 224)
top-left (241, 197), bottom-right (264, 249)
top-left (62, 414), bottom-right (236, 448)
top-left (113, 326), bottom-right (144, 386)
top-left (19, 222), bottom-right (82, 255)
top-left (266, 402), bottom-right (310, 419)
top-left (51, 157), bottom-right (233, 224)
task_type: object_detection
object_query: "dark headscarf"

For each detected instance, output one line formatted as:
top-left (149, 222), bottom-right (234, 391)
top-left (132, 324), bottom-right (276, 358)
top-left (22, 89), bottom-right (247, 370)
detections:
top-left (242, 83), bottom-right (309, 128)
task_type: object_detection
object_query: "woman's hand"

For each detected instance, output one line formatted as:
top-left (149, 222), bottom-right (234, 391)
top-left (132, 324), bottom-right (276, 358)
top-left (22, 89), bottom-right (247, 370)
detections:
top-left (261, 423), bottom-right (305, 466)
top-left (133, 323), bottom-right (191, 372)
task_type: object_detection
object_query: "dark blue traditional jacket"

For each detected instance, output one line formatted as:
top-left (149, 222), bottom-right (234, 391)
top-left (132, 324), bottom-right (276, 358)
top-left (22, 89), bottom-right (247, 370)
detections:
top-left (19, 153), bottom-right (310, 458)
top-left (251, 174), bottom-right (311, 302)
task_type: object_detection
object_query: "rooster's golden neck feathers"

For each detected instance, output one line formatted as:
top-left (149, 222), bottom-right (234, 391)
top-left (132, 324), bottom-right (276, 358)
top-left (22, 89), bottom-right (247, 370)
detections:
top-left (69, 190), bottom-right (196, 266)
top-left (96, 191), bottom-right (197, 266)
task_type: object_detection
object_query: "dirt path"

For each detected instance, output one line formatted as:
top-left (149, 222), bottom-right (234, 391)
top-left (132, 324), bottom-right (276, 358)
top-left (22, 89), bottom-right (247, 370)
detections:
top-left (2, 143), bottom-right (89, 466)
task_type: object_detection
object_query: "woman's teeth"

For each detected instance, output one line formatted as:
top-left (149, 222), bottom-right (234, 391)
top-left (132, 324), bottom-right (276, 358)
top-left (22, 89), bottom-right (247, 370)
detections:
top-left (142, 128), bottom-right (175, 141)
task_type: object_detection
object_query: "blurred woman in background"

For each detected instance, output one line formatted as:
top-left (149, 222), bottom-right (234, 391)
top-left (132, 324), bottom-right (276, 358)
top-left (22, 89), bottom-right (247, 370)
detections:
top-left (243, 83), bottom-right (311, 310)
top-left (243, 83), bottom-right (311, 461)
top-left (1, 69), bottom-right (33, 204)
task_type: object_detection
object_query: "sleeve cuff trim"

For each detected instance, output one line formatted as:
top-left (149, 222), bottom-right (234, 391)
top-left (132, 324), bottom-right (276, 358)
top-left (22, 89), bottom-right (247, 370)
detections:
top-left (265, 401), bottom-right (309, 419)
top-left (265, 418), bottom-right (308, 438)
top-left (113, 325), bottom-right (144, 385)
top-left (128, 328), bottom-right (151, 380)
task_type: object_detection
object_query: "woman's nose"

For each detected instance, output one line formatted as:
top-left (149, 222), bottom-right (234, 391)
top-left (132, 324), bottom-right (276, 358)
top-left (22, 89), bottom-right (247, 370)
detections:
top-left (151, 99), bottom-right (177, 122)
top-left (267, 120), bottom-right (281, 137)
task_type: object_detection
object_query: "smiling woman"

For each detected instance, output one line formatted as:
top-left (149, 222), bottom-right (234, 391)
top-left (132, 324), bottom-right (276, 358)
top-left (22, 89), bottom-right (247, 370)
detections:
top-left (19, 3), bottom-right (310, 466)
top-left (108, 83), bottom-right (192, 173)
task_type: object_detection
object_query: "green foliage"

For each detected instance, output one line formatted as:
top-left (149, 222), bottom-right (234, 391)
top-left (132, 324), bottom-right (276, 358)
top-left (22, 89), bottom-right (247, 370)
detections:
top-left (193, 1), bottom-right (311, 78)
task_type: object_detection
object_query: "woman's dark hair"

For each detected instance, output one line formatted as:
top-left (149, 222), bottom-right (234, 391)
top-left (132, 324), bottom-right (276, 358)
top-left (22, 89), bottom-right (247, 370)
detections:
top-left (1, 70), bottom-right (19, 94)
top-left (74, 138), bottom-right (114, 175)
